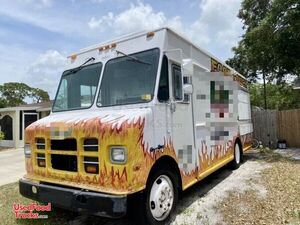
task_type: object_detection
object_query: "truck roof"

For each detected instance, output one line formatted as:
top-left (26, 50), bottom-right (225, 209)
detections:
top-left (69, 27), bottom-right (247, 80)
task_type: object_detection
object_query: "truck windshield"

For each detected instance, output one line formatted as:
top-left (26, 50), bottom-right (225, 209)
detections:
top-left (52, 62), bottom-right (102, 112)
top-left (97, 48), bottom-right (160, 107)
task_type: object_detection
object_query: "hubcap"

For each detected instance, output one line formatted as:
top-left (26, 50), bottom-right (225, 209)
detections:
top-left (149, 175), bottom-right (174, 221)
top-left (235, 143), bottom-right (240, 164)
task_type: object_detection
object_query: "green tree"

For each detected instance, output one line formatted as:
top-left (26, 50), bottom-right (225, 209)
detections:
top-left (0, 82), bottom-right (50, 108)
top-left (30, 88), bottom-right (50, 103)
top-left (226, 41), bottom-right (258, 82)
top-left (0, 83), bottom-right (31, 107)
top-left (0, 98), bottom-right (7, 108)
top-left (270, 0), bottom-right (300, 76)
top-left (250, 83), bottom-right (300, 110)
top-left (227, 0), bottom-right (300, 81)
top-left (227, 0), bottom-right (300, 109)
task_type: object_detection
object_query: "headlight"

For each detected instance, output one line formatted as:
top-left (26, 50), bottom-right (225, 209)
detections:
top-left (24, 144), bottom-right (31, 157)
top-left (110, 147), bottom-right (127, 164)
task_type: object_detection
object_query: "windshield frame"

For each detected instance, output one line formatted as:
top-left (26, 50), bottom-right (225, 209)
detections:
top-left (96, 48), bottom-right (160, 108)
top-left (52, 61), bottom-right (103, 112)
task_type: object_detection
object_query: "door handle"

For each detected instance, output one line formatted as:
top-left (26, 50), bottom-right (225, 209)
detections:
top-left (196, 122), bottom-right (206, 128)
top-left (170, 102), bottom-right (176, 113)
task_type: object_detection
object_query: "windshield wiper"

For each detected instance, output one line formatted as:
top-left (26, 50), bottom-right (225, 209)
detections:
top-left (65, 57), bottom-right (95, 75)
top-left (116, 50), bottom-right (151, 65)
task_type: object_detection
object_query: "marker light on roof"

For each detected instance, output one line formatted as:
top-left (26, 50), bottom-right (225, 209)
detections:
top-left (70, 54), bottom-right (77, 63)
top-left (98, 43), bottom-right (117, 52)
top-left (146, 32), bottom-right (155, 38)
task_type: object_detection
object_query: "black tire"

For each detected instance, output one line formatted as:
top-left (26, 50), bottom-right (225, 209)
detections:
top-left (134, 169), bottom-right (178, 225)
top-left (230, 141), bottom-right (243, 170)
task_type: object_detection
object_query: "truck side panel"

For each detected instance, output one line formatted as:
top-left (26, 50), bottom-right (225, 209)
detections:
top-left (192, 70), bottom-right (239, 178)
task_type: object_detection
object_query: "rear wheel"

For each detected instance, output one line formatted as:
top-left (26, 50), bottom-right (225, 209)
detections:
top-left (230, 142), bottom-right (243, 169)
top-left (135, 169), bottom-right (178, 225)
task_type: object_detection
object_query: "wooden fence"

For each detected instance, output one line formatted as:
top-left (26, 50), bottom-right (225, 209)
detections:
top-left (252, 109), bottom-right (300, 148)
top-left (277, 109), bottom-right (300, 147)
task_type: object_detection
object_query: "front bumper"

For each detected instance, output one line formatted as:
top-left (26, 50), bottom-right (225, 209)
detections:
top-left (19, 178), bottom-right (127, 218)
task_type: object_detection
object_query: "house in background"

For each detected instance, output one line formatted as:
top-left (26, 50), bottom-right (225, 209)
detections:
top-left (0, 101), bottom-right (52, 148)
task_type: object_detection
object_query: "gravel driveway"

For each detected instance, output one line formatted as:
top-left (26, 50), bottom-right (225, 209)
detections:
top-left (67, 150), bottom-right (273, 225)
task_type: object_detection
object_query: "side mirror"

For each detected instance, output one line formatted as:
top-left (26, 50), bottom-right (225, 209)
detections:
top-left (183, 84), bottom-right (193, 94)
top-left (182, 58), bottom-right (193, 77)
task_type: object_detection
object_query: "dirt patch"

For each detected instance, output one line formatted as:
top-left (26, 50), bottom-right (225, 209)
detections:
top-left (171, 151), bottom-right (270, 225)
top-left (219, 150), bottom-right (300, 225)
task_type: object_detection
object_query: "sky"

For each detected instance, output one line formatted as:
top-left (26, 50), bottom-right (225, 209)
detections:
top-left (0, 0), bottom-right (244, 99)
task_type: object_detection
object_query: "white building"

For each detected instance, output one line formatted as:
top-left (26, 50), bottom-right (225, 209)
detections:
top-left (0, 101), bottom-right (52, 148)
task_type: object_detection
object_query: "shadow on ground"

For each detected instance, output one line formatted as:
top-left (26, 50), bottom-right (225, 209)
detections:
top-left (63, 152), bottom-right (261, 225)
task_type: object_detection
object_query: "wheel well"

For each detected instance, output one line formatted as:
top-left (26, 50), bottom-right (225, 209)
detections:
top-left (147, 156), bottom-right (182, 192)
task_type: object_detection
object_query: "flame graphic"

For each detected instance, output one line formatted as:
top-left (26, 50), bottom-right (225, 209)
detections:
top-left (198, 140), bottom-right (233, 174)
top-left (25, 116), bottom-right (194, 194)
top-left (25, 115), bottom-right (238, 194)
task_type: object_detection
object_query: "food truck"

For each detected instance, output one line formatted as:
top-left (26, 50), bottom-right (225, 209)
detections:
top-left (19, 27), bottom-right (253, 225)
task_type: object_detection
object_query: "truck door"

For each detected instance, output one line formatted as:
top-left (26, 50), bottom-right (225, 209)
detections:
top-left (167, 59), bottom-right (197, 176)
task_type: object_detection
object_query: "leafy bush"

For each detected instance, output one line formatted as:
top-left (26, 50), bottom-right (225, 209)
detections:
top-left (250, 83), bottom-right (300, 110)
top-left (0, 131), bottom-right (4, 140)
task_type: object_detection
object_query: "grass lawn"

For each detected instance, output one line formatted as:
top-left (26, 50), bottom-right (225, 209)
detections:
top-left (0, 182), bottom-right (73, 225)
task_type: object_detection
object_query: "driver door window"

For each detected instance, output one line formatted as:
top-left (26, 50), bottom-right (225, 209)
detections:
top-left (172, 64), bottom-right (183, 101)
top-left (158, 56), bottom-right (169, 102)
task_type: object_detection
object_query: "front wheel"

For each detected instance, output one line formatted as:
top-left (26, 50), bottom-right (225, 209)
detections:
top-left (136, 169), bottom-right (178, 225)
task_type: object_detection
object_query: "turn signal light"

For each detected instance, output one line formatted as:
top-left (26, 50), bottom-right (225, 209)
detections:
top-left (37, 153), bottom-right (46, 167)
top-left (84, 157), bottom-right (99, 174)
top-left (38, 160), bottom-right (46, 167)
top-left (86, 165), bottom-right (97, 173)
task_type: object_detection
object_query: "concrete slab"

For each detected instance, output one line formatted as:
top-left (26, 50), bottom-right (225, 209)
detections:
top-left (274, 148), bottom-right (300, 161)
top-left (0, 148), bottom-right (25, 186)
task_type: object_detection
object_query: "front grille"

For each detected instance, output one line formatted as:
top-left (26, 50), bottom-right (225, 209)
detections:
top-left (45, 138), bottom-right (100, 173)
top-left (83, 139), bottom-right (98, 151)
top-left (51, 154), bottom-right (77, 172)
top-left (37, 153), bottom-right (45, 167)
top-left (51, 139), bottom-right (77, 151)
top-left (36, 138), bottom-right (45, 150)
